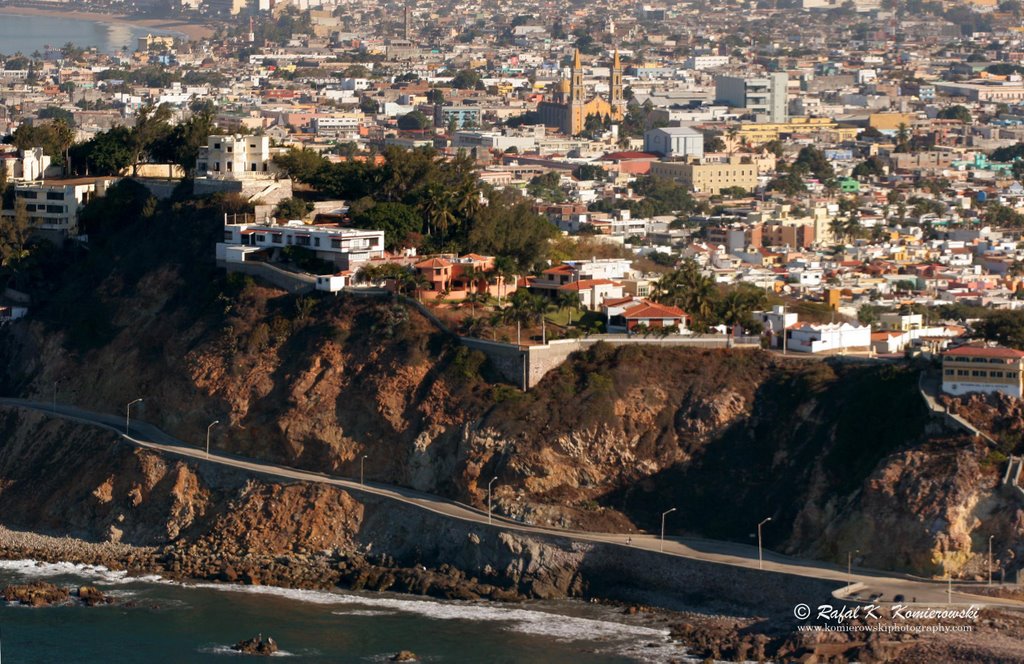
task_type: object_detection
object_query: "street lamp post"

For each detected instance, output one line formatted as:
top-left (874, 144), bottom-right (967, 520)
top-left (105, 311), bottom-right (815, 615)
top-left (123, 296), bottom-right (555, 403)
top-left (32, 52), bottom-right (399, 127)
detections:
top-left (205, 420), bottom-right (220, 460)
top-left (360, 455), bottom-right (367, 485)
top-left (52, 381), bottom-right (58, 414)
top-left (847, 549), bottom-right (860, 589)
top-left (781, 304), bottom-right (787, 356)
top-left (487, 476), bottom-right (498, 525)
top-left (989, 535), bottom-right (995, 587)
top-left (660, 508), bottom-right (677, 553)
top-left (125, 398), bottom-right (143, 435)
top-left (757, 517), bottom-right (772, 570)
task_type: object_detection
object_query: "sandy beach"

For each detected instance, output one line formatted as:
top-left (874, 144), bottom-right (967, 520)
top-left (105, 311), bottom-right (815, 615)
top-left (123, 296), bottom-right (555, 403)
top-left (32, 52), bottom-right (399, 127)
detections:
top-left (0, 5), bottom-right (215, 41)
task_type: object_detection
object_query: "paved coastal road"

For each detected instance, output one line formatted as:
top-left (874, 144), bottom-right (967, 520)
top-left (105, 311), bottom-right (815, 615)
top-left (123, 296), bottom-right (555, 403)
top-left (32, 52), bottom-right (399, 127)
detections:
top-left (0, 397), bottom-right (1018, 609)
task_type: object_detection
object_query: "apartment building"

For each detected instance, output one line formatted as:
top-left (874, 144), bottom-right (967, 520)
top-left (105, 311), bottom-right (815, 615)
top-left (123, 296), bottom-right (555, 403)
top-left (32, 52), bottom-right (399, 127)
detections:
top-left (942, 345), bottom-right (1024, 398)
top-left (9, 177), bottom-right (118, 239)
top-left (761, 222), bottom-right (816, 249)
top-left (311, 114), bottom-right (363, 139)
top-left (715, 73), bottom-right (789, 122)
top-left (706, 223), bottom-right (762, 253)
top-left (433, 104), bottom-right (482, 129)
top-left (649, 156), bottom-right (759, 195)
top-left (197, 135), bottom-right (276, 180)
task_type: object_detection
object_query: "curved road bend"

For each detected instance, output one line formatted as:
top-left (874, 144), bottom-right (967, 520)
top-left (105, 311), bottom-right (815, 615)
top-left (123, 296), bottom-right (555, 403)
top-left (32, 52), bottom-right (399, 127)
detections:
top-left (0, 398), bottom-right (1017, 608)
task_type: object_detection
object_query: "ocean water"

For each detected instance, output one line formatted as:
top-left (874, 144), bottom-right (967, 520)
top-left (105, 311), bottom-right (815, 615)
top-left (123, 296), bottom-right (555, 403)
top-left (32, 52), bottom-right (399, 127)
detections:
top-left (0, 560), bottom-right (688, 663)
top-left (0, 13), bottom-right (178, 56)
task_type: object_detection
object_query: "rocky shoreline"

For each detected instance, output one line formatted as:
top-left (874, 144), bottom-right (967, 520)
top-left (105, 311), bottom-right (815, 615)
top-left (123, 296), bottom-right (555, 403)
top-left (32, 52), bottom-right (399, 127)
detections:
top-left (3, 526), bottom-right (1024, 662)
top-left (0, 525), bottom-right (526, 601)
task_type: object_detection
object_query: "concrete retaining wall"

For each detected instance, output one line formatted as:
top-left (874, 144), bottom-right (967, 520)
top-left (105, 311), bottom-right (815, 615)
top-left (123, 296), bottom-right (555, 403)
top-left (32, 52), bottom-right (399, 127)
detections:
top-left (132, 177), bottom-right (179, 200)
top-left (222, 261), bottom-right (315, 294)
top-left (359, 493), bottom-right (842, 613)
top-left (917, 370), bottom-right (999, 446)
top-left (193, 177), bottom-right (294, 205)
top-left (461, 336), bottom-right (761, 390)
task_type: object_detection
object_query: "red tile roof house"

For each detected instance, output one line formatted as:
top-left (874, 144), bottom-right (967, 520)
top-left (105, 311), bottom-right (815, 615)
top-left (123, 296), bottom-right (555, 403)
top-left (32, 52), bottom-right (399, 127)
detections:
top-left (412, 254), bottom-right (516, 301)
top-left (602, 297), bottom-right (691, 333)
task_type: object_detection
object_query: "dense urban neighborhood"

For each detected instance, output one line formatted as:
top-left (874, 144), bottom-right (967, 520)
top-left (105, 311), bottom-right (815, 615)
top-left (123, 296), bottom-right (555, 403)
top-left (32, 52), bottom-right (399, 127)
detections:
top-left (5, 0), bottom-right (1024, 382)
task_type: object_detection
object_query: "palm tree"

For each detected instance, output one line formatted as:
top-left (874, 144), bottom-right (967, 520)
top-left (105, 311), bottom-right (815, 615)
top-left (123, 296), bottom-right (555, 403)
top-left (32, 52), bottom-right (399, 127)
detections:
top-left (829, 217), bottom-right (847, 245)
top-left (530, 294), bottom-right (554, 344)
top-left (51, 119), bottom-right (75, 174)
top-left (462, 289), bottom-right (489, 318)
top-left (844, 215), bottom-right (864, 242)
top-left (726, 126), bottom-right (739, 154)
top-left (508, 291), bottom-right (540, 345)
top-left (654, 260), bottom-right (715, 329)
top-left (421, 184), bottom-right (457, 241)
top-left (684, 274), bottom-right (716, 327)
top-left (401, 271), bottom-right (430, 301)
top-left (490, 256), bottom-right (517, 307)
top-left (461, 264), bottom-right (482, 296)
top-left (557, 290), bottom-right (580, 325)
top-left (488, 309), bottom-right (507, 340)
top-left (895, 123), bottom-right (910, 152)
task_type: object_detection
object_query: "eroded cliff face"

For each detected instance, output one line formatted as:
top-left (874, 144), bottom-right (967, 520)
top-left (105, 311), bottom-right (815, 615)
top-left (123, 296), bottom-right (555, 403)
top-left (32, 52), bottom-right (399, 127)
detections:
top-left (0, 215), bottom-right (1020, 579)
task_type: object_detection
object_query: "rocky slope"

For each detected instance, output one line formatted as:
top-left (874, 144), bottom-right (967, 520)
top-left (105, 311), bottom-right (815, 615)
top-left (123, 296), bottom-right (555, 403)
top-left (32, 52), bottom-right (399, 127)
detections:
top-left (0, 196), bottom-right (1020, 586)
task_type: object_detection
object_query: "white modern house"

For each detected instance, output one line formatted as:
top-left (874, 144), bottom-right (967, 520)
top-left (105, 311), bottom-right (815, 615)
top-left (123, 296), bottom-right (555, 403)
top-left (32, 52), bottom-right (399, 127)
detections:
top-left (217, 219), bottom-right (385, 270)
top-left (787, 321), bottom-right (871, 353)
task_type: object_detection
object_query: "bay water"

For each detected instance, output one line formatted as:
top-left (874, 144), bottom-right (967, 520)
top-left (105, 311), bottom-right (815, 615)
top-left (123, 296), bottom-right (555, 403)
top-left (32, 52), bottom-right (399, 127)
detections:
top-left (0, 560), bottom-right (687, 663)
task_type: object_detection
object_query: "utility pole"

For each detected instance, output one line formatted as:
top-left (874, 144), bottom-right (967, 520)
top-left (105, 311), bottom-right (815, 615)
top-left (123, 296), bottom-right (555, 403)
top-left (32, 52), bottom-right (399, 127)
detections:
top-left (206, 420), bottom-right (220, 460)
top-left (125, 398), bottom-right (143, 435)
top-left (661, 508), bottom-right (677, 552)
top-left (487, 476), bottom-right (498, 525)
top-left (758, 517), bottom-right (772, 570)
top-left (989, 535), bottom-right (995, 587)
top-left (781, 304), bottom-right (787, 355)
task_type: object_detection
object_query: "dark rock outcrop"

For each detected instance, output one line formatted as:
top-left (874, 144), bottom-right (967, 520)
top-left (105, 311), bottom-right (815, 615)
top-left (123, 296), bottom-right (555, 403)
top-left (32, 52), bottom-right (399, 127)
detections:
top-left (231, 634), bottom-right (278, 656)
top-left (2, 581), bottom-right (69, 606)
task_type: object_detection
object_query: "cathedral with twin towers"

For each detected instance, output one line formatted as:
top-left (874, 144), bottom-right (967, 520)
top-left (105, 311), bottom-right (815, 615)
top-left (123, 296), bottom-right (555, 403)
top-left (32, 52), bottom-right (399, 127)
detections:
top-left (538, 49), bottom-right (625, 136)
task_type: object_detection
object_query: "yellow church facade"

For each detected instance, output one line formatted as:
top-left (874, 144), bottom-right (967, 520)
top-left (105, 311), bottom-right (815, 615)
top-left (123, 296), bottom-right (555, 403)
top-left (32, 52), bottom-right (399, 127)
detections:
top-left (538, 49), bottom-right (625, 136)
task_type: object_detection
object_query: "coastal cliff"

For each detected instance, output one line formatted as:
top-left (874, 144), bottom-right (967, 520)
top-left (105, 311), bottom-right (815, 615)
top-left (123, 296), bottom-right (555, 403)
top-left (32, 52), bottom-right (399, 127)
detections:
top-left (0, 198), bottom-right (1020, 588)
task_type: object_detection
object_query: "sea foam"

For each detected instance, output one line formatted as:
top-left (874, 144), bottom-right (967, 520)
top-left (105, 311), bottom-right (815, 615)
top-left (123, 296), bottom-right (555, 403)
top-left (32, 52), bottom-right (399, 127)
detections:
top-left (0, 559), bottom-right (164, 585)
